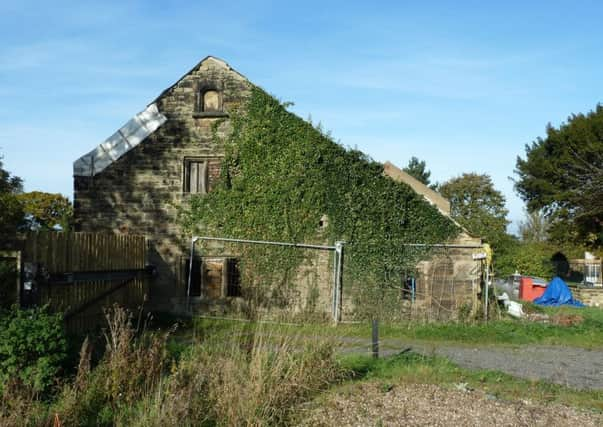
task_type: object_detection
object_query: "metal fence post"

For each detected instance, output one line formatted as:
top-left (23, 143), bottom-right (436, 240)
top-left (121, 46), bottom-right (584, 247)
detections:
top-left (335, 241), bottom-right (344, 323)
top-left (372, 319), bottom-right (379, 359)
top-left (187, 237), bottom-right (198, 312)
top-left (484, 260), bottom-right (489, 321)
top-left (332, 247), bottom-right (338, 322)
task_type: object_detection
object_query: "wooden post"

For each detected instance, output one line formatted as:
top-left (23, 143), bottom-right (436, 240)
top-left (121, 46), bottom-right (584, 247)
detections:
top-left (372, 319), bottom-right (379, 359)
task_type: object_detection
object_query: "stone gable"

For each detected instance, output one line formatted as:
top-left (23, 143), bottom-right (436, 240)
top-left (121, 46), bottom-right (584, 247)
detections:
top-left (74, 57), bottom-right (252, 309)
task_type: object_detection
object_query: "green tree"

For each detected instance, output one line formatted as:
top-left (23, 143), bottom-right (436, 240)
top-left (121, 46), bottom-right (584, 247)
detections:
top-left (518, 209), bottom-right (550, 243)
top-left (494, 240), bottom-right (555, 278)
top-left (0, 154), bottom-right (24, 244)
top-left (403, 156), bottom-right (431, 186)
top-left (439, 173), bottom-right (509, 247)
top-left (18, 191), bottom-right (73, 231)
top-left (515, 105), bottom-right (603, 246)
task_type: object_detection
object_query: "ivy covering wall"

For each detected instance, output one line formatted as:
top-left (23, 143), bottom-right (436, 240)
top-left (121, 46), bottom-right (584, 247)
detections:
top-left (181, 87), bottom-right (459, 316)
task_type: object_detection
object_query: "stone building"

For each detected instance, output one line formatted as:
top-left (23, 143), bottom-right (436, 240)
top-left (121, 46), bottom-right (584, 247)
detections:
top-left (382, 163), bottom-right (483, 318)
top-left (74, 56), bottom-right (251, 312)
top-left (73, 56), bottom-right (483, 317)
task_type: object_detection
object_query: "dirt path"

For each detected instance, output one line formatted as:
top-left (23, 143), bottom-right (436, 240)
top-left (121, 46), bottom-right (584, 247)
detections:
top-left (338, 338), bottom-right (603, 390)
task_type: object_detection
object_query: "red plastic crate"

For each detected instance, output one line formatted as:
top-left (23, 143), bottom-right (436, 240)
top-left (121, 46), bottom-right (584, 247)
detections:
top-left (519, 277), bottom-right (546, 302)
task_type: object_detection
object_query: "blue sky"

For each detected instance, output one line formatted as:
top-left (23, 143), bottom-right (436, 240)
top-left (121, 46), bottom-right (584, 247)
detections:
top-left (1, 1), bottom-right (602, 232)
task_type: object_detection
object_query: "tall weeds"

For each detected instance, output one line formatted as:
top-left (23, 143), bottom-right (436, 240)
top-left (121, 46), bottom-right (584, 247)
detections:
top-left (3, 306), bottom-right (341, 426)
top-left (122, 324), bottom-right (342, 426)
top-left (52, 305), bottom-right (172, 426)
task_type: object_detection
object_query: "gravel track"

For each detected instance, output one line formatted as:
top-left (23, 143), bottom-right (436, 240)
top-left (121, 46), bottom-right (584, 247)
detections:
top-left (338, 338), bottom-right (603, 390)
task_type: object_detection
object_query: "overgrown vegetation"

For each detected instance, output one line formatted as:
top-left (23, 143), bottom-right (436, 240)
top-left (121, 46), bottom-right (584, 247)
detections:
top-left (0, 306), bottom-right (342, 426)
top-left (0, 259), bottom-right (18, 309)
top-left (0, 306), bottom-right (67, 395)
top-left (494, 237), bottom-right (586, 278)
top-left (2, 306), bottom-right (602, 425)
top-left (181, 87), bottom-right (458, 318)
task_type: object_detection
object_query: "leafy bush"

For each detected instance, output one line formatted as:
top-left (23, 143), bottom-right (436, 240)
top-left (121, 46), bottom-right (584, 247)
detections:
top-left (0, 306), bottom-right (67, 394)
top-left (495, 241), bottom-right (555, 278)
top-left (0, 259), bottom-right (18, 309)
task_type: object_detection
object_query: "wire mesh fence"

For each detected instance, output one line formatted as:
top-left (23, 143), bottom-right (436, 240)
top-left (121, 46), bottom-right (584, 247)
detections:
top-left (189, 236), bottom-right (486, 323)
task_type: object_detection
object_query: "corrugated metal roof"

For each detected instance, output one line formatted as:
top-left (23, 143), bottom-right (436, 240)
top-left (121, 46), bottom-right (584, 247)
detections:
top-left (73, 103), bottom-right (167, 177)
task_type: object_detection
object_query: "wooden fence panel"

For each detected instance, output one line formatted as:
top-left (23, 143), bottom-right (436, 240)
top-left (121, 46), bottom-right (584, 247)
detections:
top-left (20, 232), bottom-right (148, 334)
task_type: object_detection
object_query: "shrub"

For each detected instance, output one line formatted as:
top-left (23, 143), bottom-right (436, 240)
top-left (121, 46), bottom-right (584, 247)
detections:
top-left (495, 241), bottom-right (555, 278)
top-left (0, 259), bottom-right (18, 309)
top-left (0, 306), bottom-right (67, 395)
top-left (2, 307), bottom-right (342, 426)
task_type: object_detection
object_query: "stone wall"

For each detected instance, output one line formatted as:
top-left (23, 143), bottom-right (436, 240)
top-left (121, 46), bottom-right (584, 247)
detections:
top-left (573, 287), bottom-right (603, 308)
top-left (414, 234), bottom-right (482, 320)
top-left (74, 57), bottom-right (252, 311)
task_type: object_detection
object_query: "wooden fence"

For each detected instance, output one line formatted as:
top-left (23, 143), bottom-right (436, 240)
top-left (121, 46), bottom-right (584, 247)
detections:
top-left (18, 232), bottom-right (148, 333)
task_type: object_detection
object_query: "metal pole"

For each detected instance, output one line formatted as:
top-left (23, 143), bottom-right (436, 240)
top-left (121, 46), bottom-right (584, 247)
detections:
top-left (335, 241), bottom-right (344, 323)
top-left (372, 319), bottom-right (379, 359)
top-left (484, 260), bottom-right (489, 321)
top-left (194, 236), bottom-right (336, 251)
top-left (411, 276), bottom-right (416, 303)
top-left (402, 243), bottom-right (484, 249)
top-left (187, 237), bottom-right (198, 312)
top-left (332, 248), bottom-right (338, 322)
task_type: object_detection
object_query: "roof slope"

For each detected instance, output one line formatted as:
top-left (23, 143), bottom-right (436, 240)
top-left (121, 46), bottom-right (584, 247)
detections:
top-left (383, 161), bottom-right (480, 239)
top-left (73, 104), bottom-right (167, 176)
top-left (73, 56), bottom-right (244, 177)
top-left (383, 161), bottom-right (451, 215)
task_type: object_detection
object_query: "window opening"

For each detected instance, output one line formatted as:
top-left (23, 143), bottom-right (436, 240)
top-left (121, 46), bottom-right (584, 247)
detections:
top-left (203, 90), bottom-right (221, 112)
top-left (184, 160), bottom-right (209, 194)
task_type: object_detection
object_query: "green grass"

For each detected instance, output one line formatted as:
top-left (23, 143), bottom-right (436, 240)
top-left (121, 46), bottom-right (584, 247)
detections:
top-left (337, 352), bottom-right (603, 412)
top-left (394, 306), bottom-right (603, 347)
top-left (184, 306), bottom-right (603, 349)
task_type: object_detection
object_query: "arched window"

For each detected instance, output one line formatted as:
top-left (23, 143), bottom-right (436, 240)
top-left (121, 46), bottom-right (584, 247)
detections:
top-left (202, 90), bottom-right (221, 112)
top-left (195, 83), bottom-right (225, 116)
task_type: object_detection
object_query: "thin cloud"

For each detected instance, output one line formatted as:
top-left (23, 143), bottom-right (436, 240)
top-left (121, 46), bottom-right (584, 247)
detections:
top-left (334, 53), bottom-right (547, 100)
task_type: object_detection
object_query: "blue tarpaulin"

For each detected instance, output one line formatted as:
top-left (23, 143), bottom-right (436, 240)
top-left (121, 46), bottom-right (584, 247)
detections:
top-left (534, 277), bottom-right (585, 307)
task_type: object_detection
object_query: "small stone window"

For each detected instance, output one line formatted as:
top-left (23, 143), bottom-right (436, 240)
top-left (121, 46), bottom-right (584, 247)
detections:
top-left (184, 159), bottom-right (209, 194)
top-left (194, 84), bottom-right (227, 117)
top-left (203, 90), bottom-right (221, 112)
